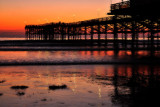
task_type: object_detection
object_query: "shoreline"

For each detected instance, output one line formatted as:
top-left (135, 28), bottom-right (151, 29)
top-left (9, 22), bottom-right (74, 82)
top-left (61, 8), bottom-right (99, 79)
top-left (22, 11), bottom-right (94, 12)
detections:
top-left (0, 48), bottom-right (158, 51)
top-left (0, 60), bottom-right (159, 66)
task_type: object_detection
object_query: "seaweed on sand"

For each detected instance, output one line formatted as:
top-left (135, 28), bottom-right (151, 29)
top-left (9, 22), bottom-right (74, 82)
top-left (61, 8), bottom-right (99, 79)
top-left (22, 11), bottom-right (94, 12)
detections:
top-left (16, 92), bottom-right (25, 96)
top-left (41, 99), bottom-right (47, 101)
top-left (0, 93), bottom-right (3, 96)
top-left (0, 80), bottom-right (6, 83)
top-left (49, 84), bottom-right (67, 90)
top-left (11, 86), bottom-right (29, 90)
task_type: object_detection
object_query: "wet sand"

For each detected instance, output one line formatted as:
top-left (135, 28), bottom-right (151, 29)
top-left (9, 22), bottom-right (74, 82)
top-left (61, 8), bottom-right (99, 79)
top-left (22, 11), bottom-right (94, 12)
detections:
top-left (0, 65), bottom-right (160, 107)
top-left (0, 65), bottom-right (115, 107)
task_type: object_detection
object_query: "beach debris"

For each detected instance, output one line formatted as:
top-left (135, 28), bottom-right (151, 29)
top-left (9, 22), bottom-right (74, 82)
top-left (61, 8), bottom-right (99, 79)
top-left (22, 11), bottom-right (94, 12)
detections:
top-left (49, 84), bottom-right (67, 90)
top-left (41, 99), bottom-right (47, 101)
top-left (88, 91), bottom-right (93, 93)
top-left (57, 102), bottom-right (65, 104)
top-left (11, 86), bottom-right (29, 90)
top-left (0, 80), bottom-right (6, 83)
top-left (88, 103), bottom-right (96, 106)
top-left (0, 93), bottom-right (3, 96)
top-left (16, 92), bottom-right (25, 96)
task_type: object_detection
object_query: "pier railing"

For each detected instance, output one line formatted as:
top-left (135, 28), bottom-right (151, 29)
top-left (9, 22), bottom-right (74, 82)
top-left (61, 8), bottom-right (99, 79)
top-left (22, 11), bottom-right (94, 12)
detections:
top-left (111, 1), bottom-right (130, 11)
top-left (71, 16), bottom-right (114, 25)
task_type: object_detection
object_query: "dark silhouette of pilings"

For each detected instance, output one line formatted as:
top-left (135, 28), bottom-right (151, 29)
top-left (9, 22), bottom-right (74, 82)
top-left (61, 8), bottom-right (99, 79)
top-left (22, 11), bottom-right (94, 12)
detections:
top-left (25, 16), bottom-right (160, 49)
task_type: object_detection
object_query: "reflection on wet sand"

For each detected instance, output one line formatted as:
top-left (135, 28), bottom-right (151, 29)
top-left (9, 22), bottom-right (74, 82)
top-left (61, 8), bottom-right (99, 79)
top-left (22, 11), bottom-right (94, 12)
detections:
top-left (0, 65), bottom-right (160, 107)
top-left (111, 66), bottom-right (160, 107)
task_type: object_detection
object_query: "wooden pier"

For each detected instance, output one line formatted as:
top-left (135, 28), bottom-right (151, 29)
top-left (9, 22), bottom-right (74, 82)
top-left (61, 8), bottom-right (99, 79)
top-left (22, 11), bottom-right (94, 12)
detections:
top-left (25, 0), bottom-right (160, 50)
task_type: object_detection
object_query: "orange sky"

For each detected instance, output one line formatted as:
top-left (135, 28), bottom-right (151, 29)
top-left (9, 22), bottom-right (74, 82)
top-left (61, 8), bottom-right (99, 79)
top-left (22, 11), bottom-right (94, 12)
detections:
top-left (0, 0), bottom-right (122, 31)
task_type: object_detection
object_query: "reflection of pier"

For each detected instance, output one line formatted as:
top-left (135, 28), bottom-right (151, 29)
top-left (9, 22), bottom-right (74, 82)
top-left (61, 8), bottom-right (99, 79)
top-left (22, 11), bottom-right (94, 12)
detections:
top-left (92, 65), bottom-right (160, 107)
top-left (111, 65), bottom-right (160, 107)
top-left (25, 0), bottom-right (160, 50)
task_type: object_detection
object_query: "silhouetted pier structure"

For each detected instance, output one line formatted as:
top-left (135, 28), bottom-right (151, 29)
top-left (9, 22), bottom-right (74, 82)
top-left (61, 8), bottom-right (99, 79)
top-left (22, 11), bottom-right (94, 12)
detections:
top-left (25, 0), bottom-right (160, 50)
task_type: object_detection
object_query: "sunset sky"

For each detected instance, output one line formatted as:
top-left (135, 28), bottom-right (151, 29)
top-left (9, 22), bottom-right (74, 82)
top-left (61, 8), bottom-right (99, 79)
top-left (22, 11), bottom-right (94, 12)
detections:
top-left (0, 0), bottom-right (122, 31)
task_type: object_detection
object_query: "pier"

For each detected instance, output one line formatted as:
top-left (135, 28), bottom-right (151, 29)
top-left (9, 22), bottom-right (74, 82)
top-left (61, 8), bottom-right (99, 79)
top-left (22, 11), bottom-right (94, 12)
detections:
top-left (25, 0), bottom-right (160, 50)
